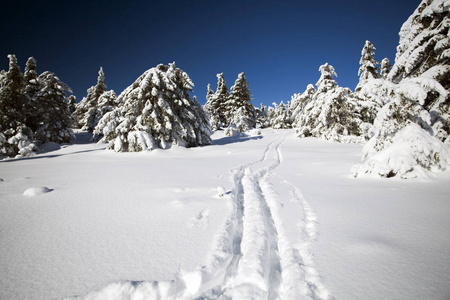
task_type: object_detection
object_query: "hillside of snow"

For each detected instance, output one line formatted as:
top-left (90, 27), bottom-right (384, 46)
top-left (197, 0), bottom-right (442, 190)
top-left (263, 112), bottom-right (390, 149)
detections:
top-left (1, 129), bottom-right (449, 299)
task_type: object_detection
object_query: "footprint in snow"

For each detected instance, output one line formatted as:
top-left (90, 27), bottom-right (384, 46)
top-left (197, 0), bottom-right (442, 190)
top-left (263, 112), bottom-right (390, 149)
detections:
top-left (23, 187), bottom-right (53, 197)
top-left (190, 208), bottom-right (209, 228)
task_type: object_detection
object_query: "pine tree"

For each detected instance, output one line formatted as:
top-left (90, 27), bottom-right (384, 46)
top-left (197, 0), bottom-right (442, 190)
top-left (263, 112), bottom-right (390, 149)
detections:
top-left (33, 71), bottom-right (74, 144)
top-left (74, 67), bottom-right (113, 132)
top-left (68, 95), bottom-right (76, 114)
top-left (204, 83), bottom-right (220, 130)
top-left (297, 63), bottom-right (364, 142)
top-left (270, 101), bottom-right (292, 129)
top-left (23, 57), bottom-right (42, 133)
top-left (316, 63), bottom-right (338, 93)
top-left (204, 73), bottom-right (229, 128)
top-left (380, 58), bottom-right (392, 79)
top-left (224, 72), bottom-right (256, 130)
top-left (354, 0), bottom-right (450, 178)
top-left (94, 62), bottom-right (212, 152)
top-left (356, 40), bottom-right (380, 92)
top-left (290, 84), bottom-right (316, 128)
top-left (0, 55), bottom-right (35, 157)
top-left (255, 103), bottom-right (270, 128)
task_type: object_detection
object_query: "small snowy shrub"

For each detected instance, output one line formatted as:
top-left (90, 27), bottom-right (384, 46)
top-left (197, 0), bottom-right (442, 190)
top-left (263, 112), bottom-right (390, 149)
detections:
top-left (353, 123), bottom-right (450, 178)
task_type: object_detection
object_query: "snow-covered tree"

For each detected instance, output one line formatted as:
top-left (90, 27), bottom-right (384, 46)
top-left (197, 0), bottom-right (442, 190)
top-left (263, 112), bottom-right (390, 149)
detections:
top-left (297, 63), bottom-right (364, 142)
top-left (255, 103), bottom-right (270, 129)
top-left (203, 84), bottom-right (220, 130)
top-left (0, 55), bottom-right (35, 157)
top-left (269, 101), bottom-right (291, 129)
top-left (23, 57), bottom-right (43, 134)
top-left (204, 73), bottom-right (229, 128)
top-left (224, 72), bottom-right (256, 130)
top-left (74, 67), bottom-right (116, 132)
top-left (354, 0), bottom-right (450, 178)
top-left (356, 40), bottom-right (380, 92)
top-left (290, 84), bottom-right (316, 128)
top-left (68, 95), bottom-right (76, 114)
top-left (315, 63), bottom-right (338, 93)
top-left (225, 106), bottom-right (255, 136)
top-left (380, 58), bottom-right (392, 79)
top-left (94, 62), bottom-right (212, 152)
top-left (33, 71), bottom-right (74, 144)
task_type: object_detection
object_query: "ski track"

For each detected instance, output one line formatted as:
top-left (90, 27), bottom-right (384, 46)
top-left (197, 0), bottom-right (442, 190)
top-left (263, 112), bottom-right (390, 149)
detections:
top-left (67, 133), bottom-right (330, 300)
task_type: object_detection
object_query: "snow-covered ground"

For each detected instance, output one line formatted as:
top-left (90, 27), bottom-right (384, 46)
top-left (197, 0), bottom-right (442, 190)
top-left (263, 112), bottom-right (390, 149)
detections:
top-left (1, 129), bottom-right (449, 300)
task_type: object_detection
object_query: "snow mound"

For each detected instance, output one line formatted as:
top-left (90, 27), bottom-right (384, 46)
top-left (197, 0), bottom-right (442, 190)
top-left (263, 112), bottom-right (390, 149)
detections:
top-left (23, 187), bottom-right (53, 197)
top-left (353, 123), bottom-right (450, 178)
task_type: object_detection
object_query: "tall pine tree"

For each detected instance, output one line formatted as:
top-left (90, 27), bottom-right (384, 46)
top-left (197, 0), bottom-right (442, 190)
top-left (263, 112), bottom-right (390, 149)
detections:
top-left (356, 40), bottom-right (380, 92)
top-left (0, 55), bottom-right (35, 157)
top-left (34, 71), bottom-right (74, 144)
top-left (204, 73), bottom-right (229, 128)
top-left (74, 67), bottom-right (116, 132)
top-left (224, 72), bottom-right (255, 130)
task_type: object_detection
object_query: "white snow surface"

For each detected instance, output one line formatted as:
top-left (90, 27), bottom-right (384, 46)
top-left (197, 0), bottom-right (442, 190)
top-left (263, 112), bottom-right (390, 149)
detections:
top-left (1, 129), bottom-right (450, 299)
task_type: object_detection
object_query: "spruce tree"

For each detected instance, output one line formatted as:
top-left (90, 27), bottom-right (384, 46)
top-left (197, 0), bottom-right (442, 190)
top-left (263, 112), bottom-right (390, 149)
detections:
top-left (34, 71), bottom-right (74, 144)
top-left (204, 83), bottom-right (220, 130)
top-left (290, 84), bottom-right (316, 128)
top-left (224, 72), bottom-right (255, 130)
top-left (297, 63), bottom-right (364, 142)
top-left (204, 73), bottom-right (229, 128)
top-left (74, 67), bottom-right (113, 132)
top-left (356, 40), bottom-right (380, 92)
top-left (380, 58), bottom-right (392, 79)
top-left (23, 57), bottom-right (42, 133)
top-left (94, 62), bottom-right (212, 152)
top-left (354, 0), bottom-right (450, 178)
top-left (270, 101), bottom-right (292, 129)
top-left (0, 55), bottom-right (35, 157)
top-left (255, 103), bottom-right (270, 129)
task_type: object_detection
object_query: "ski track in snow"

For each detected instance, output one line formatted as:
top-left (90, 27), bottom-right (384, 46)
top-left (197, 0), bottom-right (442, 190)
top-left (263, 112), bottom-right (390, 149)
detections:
top-left (68, 132), bottom-right (329, 300)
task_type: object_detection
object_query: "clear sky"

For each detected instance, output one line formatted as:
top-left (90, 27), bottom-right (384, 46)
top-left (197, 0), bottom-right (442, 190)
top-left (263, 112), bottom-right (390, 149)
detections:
top-left (1, 0), bottom-right (420, 107)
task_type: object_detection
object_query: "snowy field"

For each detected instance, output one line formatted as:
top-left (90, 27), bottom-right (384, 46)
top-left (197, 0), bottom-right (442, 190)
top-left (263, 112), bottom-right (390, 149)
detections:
top-left (1, 129), bottom-right (449, 300)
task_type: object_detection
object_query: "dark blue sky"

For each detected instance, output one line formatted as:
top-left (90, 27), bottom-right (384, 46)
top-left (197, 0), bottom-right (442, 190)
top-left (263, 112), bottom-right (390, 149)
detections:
top-left (1, 0), bottom-right (419, 107)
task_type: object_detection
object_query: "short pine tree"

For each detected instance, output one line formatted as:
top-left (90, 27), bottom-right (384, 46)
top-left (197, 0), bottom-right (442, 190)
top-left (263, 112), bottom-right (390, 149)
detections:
top-left (270, 101), bottom-right (292, 129)
top-left (380, 58), bottom-right (392, 79)
top-left (255, 103), bottom-right (270, 129)
top-left (94, 62), bottom-right (212, 152)
top-left (297, 63), bottom-right (364, 142)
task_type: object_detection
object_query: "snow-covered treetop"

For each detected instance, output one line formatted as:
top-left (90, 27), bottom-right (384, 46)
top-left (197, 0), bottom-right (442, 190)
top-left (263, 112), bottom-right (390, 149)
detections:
top-left (214, 73), bottom-right (228, 96)
top-left (380, 58), bottom-right (392, 79)
top-left (389, 0), bottom-right (450, 82)
top-left (316, 63), bottom-right (337, 92)
top-left (356, 40), bottom-right (380, 90)
top-left (24, 57), bottom-right (38, 82)
top-left (229, 72), bottom-right (252, 102)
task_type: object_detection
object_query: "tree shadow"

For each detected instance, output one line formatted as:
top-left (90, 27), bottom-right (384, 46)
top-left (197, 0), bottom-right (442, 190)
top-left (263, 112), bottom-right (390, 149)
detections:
top-left (0, 148), bottom-right (105, 163)
top-left (213, 134), bottom-right (263, 146)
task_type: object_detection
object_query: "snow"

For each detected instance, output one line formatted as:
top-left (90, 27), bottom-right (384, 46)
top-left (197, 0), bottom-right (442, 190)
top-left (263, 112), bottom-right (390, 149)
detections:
top-left (1, 129), bottom-right (450, 299)
top-left (23, 186), bottom-right (53, 197)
